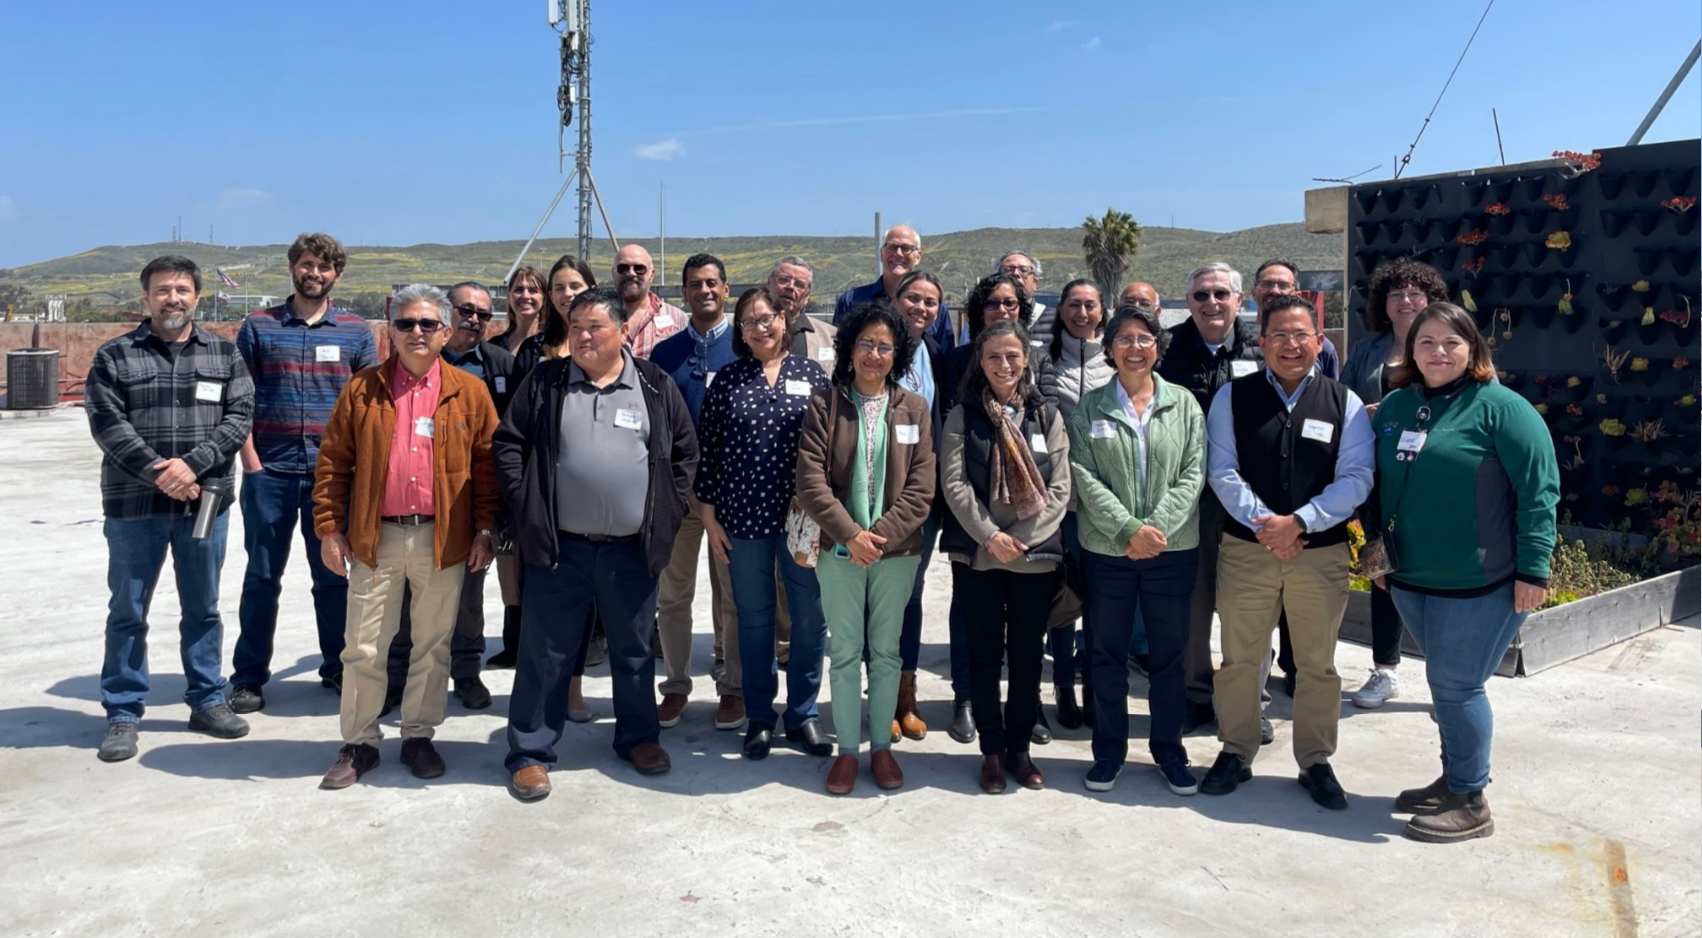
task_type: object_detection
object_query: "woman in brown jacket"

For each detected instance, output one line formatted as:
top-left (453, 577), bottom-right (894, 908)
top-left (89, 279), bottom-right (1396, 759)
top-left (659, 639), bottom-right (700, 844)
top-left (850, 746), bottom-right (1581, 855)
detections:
top-left (794, 301), bottom-right (936, 795)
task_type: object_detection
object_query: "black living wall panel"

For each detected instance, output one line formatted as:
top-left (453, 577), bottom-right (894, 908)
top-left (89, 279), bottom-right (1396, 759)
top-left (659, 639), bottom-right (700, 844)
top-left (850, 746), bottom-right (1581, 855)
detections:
top-left (1346, 139), bottom-right (1700, 539)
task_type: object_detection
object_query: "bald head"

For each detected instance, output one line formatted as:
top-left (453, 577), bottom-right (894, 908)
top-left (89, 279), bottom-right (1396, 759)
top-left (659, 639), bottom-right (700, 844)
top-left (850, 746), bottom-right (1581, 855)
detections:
top-left (1120, 282), bottom-right (1159, 313)
top-left (614, 244), bottom-right (655, 308)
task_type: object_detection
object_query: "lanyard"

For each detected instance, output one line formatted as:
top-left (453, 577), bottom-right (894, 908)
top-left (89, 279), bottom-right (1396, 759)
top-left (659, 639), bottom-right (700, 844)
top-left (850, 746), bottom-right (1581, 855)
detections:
top-left (1383, 389), bottom-right (1462, 533)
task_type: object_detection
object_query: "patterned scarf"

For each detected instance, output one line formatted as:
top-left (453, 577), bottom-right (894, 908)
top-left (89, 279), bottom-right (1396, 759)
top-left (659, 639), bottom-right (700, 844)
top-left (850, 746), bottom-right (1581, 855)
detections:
top-left (981, 388), bottom-right (1047, 521)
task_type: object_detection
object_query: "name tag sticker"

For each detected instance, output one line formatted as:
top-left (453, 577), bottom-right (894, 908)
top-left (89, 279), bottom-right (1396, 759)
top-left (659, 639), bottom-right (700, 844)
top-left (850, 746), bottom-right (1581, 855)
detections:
top-left (705, 371), bottom-right (717, 388)
top-left (1030, 433), bottom-right (1048, 454)
top-left (1090, 420), bottom-right (1117, 439)
top-left (895, 424), bottom-right (920, 445)
top-left (614, 408), bottom-right (644, 431)
top-left (195, 381), bottom-right (223, 402)
top-left (494, 376), bottom-right (507, 393)
top-left (413, 416), bottom-right (434, 439)
top-left (1231, 361), bottom-right (1258, 378)
top-left (818, 347), bottom-right (835, 362)
top-left (1398, 430), bottom-right (1428, 454)
top-left (1031, 339), bottom-right (1045, 347)
top-left (784, 379), bottom-right (813, 397)
top-left (1301, 418), bottom-right (1335, 443)
top-left (316, 344), bottom-right (341, 363)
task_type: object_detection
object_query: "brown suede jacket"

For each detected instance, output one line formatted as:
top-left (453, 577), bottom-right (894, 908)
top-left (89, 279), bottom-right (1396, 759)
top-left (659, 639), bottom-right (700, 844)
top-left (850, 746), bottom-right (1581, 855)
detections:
top-left (312, 356), bottom-right (501, 570)
top-left (794, 384), bottom-right (936, 557)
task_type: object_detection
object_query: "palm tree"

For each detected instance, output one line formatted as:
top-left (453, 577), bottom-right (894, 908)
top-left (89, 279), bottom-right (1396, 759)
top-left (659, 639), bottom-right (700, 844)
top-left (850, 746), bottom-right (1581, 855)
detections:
top-left (1081, 209), bottom-right (1143, 300)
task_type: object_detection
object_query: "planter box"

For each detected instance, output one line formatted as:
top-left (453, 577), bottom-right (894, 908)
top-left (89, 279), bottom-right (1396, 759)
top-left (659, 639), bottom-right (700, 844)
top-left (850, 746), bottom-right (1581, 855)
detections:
top-left (1338, 566), bottom-right (1699, 677)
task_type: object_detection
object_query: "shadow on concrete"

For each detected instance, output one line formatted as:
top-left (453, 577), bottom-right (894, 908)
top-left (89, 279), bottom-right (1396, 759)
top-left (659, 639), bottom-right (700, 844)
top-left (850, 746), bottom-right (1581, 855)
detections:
top-left (0, 705), bottom-right (197, 750)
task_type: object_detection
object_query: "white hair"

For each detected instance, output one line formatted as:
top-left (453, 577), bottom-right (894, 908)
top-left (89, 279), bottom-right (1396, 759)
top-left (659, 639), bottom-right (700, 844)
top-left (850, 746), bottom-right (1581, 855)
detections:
top-left (391, 282), bottom-right (451, 320)
top-left (769, 255), bottom-right (813, 282)
top-left (1184, 262), bottom-right (1242, 296)
top-left (882, 225), bottom-right (920, 249)
top-left (995, 251), bottom-right (1042, 278)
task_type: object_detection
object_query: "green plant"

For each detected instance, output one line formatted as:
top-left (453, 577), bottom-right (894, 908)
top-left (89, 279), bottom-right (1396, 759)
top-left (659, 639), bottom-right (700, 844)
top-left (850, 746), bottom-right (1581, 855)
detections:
top-left (1599, 418), bottom-right (1627, 436)
top-left (1543, 519), bottom-right (1658, 608)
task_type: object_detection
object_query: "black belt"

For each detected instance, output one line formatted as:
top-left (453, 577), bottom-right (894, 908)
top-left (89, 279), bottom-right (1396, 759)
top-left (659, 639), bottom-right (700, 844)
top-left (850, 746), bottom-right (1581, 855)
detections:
top-left (382, 514), bottom-right (432, 526)
top-left (562, 530), bottom-right (638, 544)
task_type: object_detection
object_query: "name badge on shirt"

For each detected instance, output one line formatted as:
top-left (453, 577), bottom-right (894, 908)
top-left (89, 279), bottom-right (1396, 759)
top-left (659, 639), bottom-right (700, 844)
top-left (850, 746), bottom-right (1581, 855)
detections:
top-left (1397, 430), bottom-right (1428, 454)
top-left (413, 416), bottom-right (434, 439)
top-left (1231, 360), bottom-right (1258, 378)
top-left (494, 376), bottom-right (507, 394)
top-left (817, 347), bottom-right (835, 363)
top-left (1090, 419), bottom-right (1116, 439)
top-left (705, 371), bottom-right (717, 388)
top-left (785, 379), bottom-right (813, 397)
top-left (1031, 339), bottom-right (1045, 347)
top-left (316, 344), bottom-right (341, 363)
top-left (1030, 433), bottom-right (1048, 454)
top-left (895, 424), bottom-right (920, 445)
top-left (195, 381), bottom-right (223, 402)
top-left (614, 408), bottom-right (644, 431)
top-left (1301, 418), bottom-right (1335, 443)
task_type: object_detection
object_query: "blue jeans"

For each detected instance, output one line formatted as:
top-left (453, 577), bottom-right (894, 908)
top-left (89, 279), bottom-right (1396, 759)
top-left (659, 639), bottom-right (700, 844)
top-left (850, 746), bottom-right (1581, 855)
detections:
top-left (1083, 549), bottom-right (1198, 767)
top-left (232, 468), bottom-right (347, 686)
top-left (1389, 582), bottom-right (1529, 794)
top-left (101, 513), bottom-right (231, 722)
top-left (728, 534), bottom-right (827, 732)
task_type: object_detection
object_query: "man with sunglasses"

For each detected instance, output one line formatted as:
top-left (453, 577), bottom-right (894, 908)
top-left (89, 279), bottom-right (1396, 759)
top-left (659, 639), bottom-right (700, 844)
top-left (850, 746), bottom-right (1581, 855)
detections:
top-left (614, 244), bottom-right (686, 359)
top-left (833, 224), bottom-right (955, 350)
top-left (312, 284), bottom-right (501, 789)
top-left (229, 233), bottom-right (378, 715)
top-left (383, 281), bottom-right (515, 713)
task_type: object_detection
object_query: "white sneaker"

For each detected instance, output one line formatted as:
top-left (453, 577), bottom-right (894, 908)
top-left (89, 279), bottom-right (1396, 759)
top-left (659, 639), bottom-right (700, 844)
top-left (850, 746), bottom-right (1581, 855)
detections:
top-left (1351, 668), bottom-right (1399, 709)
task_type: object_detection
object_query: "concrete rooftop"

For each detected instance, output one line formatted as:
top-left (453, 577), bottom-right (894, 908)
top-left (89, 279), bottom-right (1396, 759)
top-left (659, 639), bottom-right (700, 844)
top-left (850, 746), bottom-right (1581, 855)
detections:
top-left (2, 407), bottom-right (1698, 937)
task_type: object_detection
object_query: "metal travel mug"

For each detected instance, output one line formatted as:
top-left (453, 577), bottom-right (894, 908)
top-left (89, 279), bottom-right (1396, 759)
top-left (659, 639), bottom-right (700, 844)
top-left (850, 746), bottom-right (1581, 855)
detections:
top-left (191, 476), bottom-right (232, 540)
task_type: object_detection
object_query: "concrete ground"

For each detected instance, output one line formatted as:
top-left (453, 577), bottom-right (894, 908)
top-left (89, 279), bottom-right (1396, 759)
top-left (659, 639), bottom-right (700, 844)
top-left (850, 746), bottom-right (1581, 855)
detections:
top-left (3, 408), bottom-right (1698, 938)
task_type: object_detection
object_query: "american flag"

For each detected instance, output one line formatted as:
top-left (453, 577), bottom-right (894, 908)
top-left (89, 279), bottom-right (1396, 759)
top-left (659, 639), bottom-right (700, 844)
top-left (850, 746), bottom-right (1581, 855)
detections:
top-left (215, 268), bottom-right (241, 289)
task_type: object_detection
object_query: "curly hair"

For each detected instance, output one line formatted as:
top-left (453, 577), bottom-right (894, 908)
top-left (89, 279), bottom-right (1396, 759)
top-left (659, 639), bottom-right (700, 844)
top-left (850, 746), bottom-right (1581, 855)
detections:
top-left (1386, 302), bottom-right (1497, 389)
top-left (830, 300), bottom-right (915, 388)
top-left (288, 232), bottom-right (347, 274)
top-left (963, 272), bottom-right (1033, 339)
top-left (730, 286), bottom-right (783, 359)
top-left (1365, 257), bottom-right (1448, 333)
top-left (1101, 303), bottom-right (1171, 368)
top-left (959, 319), bottom-right (1040, 408)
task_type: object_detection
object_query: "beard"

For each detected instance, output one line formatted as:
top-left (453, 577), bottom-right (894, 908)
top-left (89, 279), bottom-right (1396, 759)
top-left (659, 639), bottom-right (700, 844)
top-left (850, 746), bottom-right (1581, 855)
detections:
top-left (618, 279), bottom-right (646, 302)
top-left (154, 305), bottom-right (193, 331)
top-left (294, 275), bottom-right (333, 299)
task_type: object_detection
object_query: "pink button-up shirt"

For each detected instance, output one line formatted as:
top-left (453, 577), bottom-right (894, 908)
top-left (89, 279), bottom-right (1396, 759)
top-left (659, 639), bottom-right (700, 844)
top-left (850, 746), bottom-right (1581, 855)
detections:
top-left (381, 358), bottom-right (440, 517)
top-left (626, 292), bottom-right (687, 360)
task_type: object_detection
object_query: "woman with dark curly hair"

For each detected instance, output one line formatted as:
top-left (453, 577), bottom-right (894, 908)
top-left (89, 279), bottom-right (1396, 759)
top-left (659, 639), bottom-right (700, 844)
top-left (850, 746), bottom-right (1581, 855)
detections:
top-left (1341, 257), bottom-right (1447, 710)
top-left (794, 302), bottom-right (936, 794)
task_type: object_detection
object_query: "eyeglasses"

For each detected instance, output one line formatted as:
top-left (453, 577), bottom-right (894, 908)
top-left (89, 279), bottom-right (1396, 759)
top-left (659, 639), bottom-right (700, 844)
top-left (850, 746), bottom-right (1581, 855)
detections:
top-left (455, 304), bottom-right (493, 321)
top-left (1388, 290), bottom-right (1430, 304)
top-left (1111, 333), bottom-right (1158, 349)
top-left (1255, 279), bottom-right (1296, 293)
top-left (882, 243), bottom-right (920, 256)
top-left (616, 263), bottom-right (649, 275)
top-left (999, 264), bottom-right (1035, 277)
top-left (770, 276), bottom-right (811, 291)
top-left (856, 340), bottom-right (896, 357)
top-left (1191, 289), bottom-right (1236, 303)
top-left (392, 318), bottom-right (445, 334)
top-left (983, 298), bottom-right (1021, 312)
top-left (1264, 331), bottom-right (1317, 346)
top-left (738, 313), bottom-right (779, 332)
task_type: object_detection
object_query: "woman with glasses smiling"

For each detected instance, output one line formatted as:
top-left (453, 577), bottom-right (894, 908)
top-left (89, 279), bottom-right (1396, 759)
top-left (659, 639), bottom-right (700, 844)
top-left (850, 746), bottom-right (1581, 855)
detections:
top-left (696, 288), bottom-right (833, 763)
top-left (795, 301), bottom-right (936, 794)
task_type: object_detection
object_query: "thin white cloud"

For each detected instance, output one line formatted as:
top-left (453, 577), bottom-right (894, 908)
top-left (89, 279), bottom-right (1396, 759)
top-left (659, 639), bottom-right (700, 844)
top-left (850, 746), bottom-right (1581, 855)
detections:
top-left (635, 138), bottom-right (686, 161)
top-left (1081, 36), bottom-right (1101, 50)
top-left (663, 107), bottom-right (1045, 140)
top-left (1046, 20), bottom-right (1076, 33)
top-left (0, 195), bottom-right (17, 221)
top-left (215, 187), bottom-right (271, 210)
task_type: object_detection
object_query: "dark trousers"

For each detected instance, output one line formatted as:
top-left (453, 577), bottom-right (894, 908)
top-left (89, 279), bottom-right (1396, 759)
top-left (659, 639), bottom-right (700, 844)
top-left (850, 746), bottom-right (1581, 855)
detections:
top-left (387, 567), bottom-right (487, 690)
top-left (1084, 548), bottom-right (1199, 767)
top-left (506, 533), bottom-right (660, 770)
top-left (947, 585), bottom-right (972, 701)
top-left (955, 563), bottom-right (1057, 757)
top-left (1370, 582), bottom-right (1405, 667)
top-left (233, 468), bottom-right (346, 685)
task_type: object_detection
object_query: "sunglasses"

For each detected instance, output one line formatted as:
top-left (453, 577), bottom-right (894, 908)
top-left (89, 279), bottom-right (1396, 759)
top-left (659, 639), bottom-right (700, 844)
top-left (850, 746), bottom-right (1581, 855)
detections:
top-left (455, 304), bottom-right (493, 321)
top-left (1191, 289), bottom-right (1236, 303)
top-left (392, 317), bottom-right (445, 334)
top-left (616, 263), bottom-right (649, 275)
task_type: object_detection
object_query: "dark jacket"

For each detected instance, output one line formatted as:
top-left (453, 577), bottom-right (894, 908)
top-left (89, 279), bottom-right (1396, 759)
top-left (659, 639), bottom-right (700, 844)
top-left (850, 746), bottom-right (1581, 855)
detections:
top-left (938, 394), bottom-right (1070, 568)
top-left (470, 340), bottom-right (517, 417)
top-left (492, 354), bottom-right (699, 576)
top-left (794, 384), bottom-right (937, 557)
top-left (939, 342), bottom-right (1059, 422)
top-left (1156, 316), bottom-right (1264, 413)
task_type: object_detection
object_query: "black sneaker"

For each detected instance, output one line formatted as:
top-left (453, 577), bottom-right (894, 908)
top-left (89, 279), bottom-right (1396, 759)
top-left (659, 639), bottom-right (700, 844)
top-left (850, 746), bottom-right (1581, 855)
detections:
top-left (227, 684), bottom-right (265, 714)
top-left (948, 698), bottom-right (976, 744)
top-left (1083, 760), bottom-right (1121, 792)
top-left (1199, 752), bottom-right (1251, 796)
top-left (188, 703), bottom-right (250, 739)
top-left (1299, 762), bottom-right (1349, 810)
top-left (1158, 760), bottom-right (1199, 796)
top-left (454, 677), bottom-right (492, 710)
top-left (484, 649), bottom-right (518, 670)
top-left (98, 722), bottom-right (139, 762)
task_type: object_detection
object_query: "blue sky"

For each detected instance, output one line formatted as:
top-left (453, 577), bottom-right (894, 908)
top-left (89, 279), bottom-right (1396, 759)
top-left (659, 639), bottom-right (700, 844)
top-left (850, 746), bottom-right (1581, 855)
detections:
top-left (0, 1), bottom-right (1696, 268)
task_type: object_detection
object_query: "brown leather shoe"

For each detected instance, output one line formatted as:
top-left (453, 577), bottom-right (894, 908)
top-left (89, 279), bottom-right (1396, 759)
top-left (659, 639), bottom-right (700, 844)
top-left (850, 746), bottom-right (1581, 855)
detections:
top-left (979, 754), bottom-right (1007, 794)
top-left (1396, 773), bottom-right (1449, 813)
top-left (897, 671), bottom-right (927, 740)
top-left (714, 695), bottom-right (747, 731)
top-left (658, 693), bottom-right (689, 728)
top-left (511, 765), bottom-right (551, 801)
top-left (1008, 752), bottom-right (1044, 790)
top-left (871, 749), bottom-right (904, 790)
top-left (629, 743), bottom-right (671, 775)
top-left (825, 754), bottom-right (859, 795)
top-left (400, 738), bottom-right (446, 779)
top-left (320, 743), bottom-right (379, 790)
top-left (1406, 791), bottom-right (1494, 843)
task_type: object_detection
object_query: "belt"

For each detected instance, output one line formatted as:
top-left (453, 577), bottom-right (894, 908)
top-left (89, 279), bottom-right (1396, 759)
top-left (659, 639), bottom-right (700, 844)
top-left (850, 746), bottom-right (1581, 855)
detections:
top-left (382, 514), bottom-right (433, 526)
top-left (562, 530), bottom-right (638, 544)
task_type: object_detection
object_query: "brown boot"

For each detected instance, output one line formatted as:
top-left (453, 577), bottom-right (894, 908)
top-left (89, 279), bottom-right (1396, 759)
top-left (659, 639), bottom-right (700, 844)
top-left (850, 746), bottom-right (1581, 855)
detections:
top-left (896, 671), bottom-right (927, 740)
top-left (1405, 791), bottom-right (1494, 843)
top-left (1395, 774), bottom-right (1449, 813)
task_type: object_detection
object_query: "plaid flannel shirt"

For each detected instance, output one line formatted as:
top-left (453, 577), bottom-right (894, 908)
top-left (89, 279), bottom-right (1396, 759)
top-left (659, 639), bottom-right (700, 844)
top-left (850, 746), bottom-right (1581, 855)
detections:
top-left (85, 320), bottom-right (256, 519)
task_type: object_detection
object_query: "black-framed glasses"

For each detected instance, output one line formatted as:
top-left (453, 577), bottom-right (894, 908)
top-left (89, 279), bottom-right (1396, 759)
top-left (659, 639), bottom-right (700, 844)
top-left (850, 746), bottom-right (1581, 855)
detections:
top-left (882, 243), bottom-right (920, 256)
top-left (738, 313), bottom-right (779, 332)
top-left (1191, 289), bottom-right (1235, 302)
top-left (1255, 279), bottom-right (1296, 293)
top-left (392, 318), bottom-right (445, 334)
top-left (455, 304), bottom-right (493, 321)
top-left (616, 263), bottom-right (649, 275)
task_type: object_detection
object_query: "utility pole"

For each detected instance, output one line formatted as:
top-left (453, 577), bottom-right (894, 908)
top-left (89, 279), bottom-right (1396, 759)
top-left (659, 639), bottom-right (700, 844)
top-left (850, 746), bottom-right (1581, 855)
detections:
top-left (658, 182), bottom-right (665, 287)
top-left (572, 0), bottom-right (594, 263)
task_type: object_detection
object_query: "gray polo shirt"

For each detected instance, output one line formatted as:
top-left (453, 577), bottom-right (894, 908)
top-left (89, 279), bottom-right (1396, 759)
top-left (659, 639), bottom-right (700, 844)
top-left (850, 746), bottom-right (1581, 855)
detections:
top-left (555, 351), bottom-right (651, 537)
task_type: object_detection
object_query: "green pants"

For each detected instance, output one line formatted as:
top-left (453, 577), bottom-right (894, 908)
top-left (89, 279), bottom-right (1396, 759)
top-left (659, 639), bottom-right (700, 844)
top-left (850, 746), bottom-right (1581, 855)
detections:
top-left (817, 552), bottom-right (922, 756)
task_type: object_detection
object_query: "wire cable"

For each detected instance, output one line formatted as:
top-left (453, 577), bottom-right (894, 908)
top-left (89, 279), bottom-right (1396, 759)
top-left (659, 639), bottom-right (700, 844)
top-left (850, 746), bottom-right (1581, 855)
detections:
top-left (1394, 0), bottom-right (1496, 179)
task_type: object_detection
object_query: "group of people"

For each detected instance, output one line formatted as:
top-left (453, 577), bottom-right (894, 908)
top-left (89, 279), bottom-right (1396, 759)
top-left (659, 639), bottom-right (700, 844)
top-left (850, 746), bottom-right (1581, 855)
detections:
top-left (84, 226), bottom-right (1559, 844)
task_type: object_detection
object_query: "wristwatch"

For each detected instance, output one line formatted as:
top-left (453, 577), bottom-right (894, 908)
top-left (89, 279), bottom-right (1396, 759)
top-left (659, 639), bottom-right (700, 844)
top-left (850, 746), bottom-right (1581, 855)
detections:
top-left (476, 528), bottom-right (496, 538)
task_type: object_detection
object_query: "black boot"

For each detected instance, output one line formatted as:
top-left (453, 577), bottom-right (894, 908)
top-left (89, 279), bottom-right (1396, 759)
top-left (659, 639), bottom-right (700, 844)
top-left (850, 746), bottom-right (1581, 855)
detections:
top-left (948, 698), bottom-right (976, 744)
top-left (1055, 683), bottom-right (1083, 730)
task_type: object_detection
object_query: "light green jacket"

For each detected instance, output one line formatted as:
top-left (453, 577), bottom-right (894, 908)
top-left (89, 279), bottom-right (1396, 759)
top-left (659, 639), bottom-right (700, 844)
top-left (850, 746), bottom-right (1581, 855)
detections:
top-left (1066, 372), bottom-right (1205, 558)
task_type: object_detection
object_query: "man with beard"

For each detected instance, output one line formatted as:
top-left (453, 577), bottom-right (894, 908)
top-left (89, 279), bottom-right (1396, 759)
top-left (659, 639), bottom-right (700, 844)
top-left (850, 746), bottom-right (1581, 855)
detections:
top-left (834, 225), bottom-right (955, 349)
top-left (86, 256), bottom-right (256, 762)
top-left (613, 244), bottom-right (686, 359)
top-left (228, 233), bottom-right (378, 714)
top-left (384, 282), bottom-right (514, 712)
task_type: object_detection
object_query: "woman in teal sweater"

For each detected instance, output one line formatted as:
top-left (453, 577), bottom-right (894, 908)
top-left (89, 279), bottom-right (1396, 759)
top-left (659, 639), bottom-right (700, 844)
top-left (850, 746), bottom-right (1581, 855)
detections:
top-left (1370, 301), bottom-right (1559, 844)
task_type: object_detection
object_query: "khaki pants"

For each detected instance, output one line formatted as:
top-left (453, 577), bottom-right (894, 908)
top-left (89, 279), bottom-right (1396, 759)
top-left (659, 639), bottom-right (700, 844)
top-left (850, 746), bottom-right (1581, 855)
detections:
top-left (655, 496), bottom-right (740, 697)
top-left (1213, 535), bottom-right (1350, 768)
top-left (339, 522), bottom-right (466, 746)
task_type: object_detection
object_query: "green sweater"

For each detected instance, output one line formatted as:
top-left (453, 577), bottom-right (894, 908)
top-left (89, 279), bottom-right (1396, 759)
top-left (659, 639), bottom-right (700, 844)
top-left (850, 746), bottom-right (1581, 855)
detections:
top-left (1067, 373), bottom-right (1205, 558)
top-left (1373, 379), bottom-right (1560, 594)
